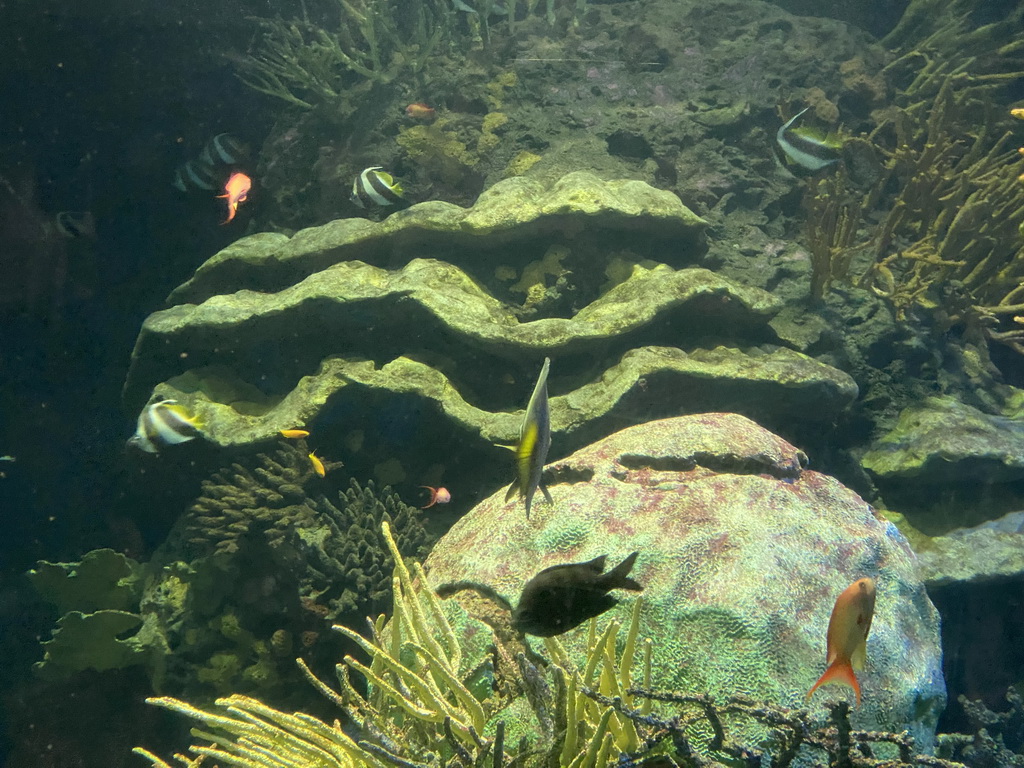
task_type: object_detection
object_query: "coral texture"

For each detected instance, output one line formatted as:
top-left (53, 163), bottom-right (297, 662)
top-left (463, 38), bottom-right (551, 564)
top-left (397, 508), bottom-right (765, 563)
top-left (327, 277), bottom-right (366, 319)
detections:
top-left (422, 413), bottom-right (946, 750)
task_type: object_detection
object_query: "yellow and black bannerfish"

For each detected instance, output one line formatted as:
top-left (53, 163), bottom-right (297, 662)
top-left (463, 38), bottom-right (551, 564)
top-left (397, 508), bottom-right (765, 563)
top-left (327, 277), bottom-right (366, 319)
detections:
top-left (776, 108), bottom-right (842, 172)
top-left (128, 399), bottom-right (204, 454)
top-left (173, 133), bottom-right (249, 193)
top-left (505, 357), bottom-right (553, 518)
top-left (350, 166), bottom-right (407, 209)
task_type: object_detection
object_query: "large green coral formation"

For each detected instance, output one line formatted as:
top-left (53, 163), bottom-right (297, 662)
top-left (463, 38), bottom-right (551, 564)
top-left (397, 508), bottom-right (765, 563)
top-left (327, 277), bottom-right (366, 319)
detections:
top-left (163, 172), bottom-right (707, 306)
top-left (182, 443), bottom-right (433, 618)
top-left (423, 413), bottom-right (946, 750)
top-left (862, 396), bottom-right (1024, 486)
top-left (124, 174), bottom-right (857, 473)
top-left (27, 549), bottom-right (166, 681)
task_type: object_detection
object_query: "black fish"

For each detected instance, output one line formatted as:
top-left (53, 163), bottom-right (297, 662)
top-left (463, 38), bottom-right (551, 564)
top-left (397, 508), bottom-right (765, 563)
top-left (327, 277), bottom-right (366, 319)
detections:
top-left (512, 552), bottom-right (642, 637)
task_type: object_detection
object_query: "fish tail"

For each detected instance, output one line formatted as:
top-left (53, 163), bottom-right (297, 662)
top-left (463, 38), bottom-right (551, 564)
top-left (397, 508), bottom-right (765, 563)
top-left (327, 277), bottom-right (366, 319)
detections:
top-left (806, 659), bottom-right (861, 707)
top-left (604, 551), bottom-right (643, 591)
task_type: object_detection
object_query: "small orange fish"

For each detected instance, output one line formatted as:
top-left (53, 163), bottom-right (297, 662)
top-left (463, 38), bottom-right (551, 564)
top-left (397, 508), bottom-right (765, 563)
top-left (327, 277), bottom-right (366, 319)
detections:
top-left (420, 486), bottom-right (451, 508)
top-left (405, 103), bottom-right (436, 121)
top-left (280, 428), bottom-right (310, 439)
top-left (218, 172), bottom-right (251, 224)
top-left (807, 577), bottom-right (876, 707)
top-left (309, 451), bottom-right (326, 477)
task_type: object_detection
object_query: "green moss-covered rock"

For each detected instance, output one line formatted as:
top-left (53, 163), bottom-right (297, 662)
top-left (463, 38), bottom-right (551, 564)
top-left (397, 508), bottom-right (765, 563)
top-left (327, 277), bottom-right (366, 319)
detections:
top-left (861, 395), bottom-right (1024, 484)
top-left (915, 511), bottom-right (1024, 587)
top-left (423, 413), bottom-right (945, 751)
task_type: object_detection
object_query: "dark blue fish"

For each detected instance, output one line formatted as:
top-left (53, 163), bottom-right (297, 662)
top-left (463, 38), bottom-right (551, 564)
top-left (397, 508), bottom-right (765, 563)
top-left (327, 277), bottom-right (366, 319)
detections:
top-left (512, 552), bottom-right (643, 637)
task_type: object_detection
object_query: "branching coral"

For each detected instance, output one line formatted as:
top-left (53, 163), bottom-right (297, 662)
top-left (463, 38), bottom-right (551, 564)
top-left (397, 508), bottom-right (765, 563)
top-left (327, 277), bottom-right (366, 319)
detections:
top-left (937, 688), bottom-right (1024, 767)
top-left (185, 442), bottom-right (433, 620)
top-left (802, 74), bottom-right (1024, 352)
top-left (238, 0), bottom-right (449, 106)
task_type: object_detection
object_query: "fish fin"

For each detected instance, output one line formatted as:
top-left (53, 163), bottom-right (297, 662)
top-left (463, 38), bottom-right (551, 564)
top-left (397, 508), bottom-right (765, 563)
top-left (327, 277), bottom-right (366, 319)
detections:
top-left (505, 482), bottom-right (519, 502)
top-left (806, 659), bottom-right (861, 707)
top-left (851, 636), bottom-right (867, 671)
top-left (583, 555), bottom-right (608, 572)
top-left (603, 551), bottom-right (642, 591)
top-left (541, 484), bottom-right (553, 506)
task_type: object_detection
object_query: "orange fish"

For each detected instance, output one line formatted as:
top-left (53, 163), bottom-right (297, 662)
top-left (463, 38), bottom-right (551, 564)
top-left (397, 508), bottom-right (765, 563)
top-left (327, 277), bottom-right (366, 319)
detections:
top-left (405, 103), bottom-right (436, 121)
top-left (420, 485), bottom-right (451, 508)
top-left (280, 428), bottom-right (310, 439)
top-left (309, 451), bottom-right (326, 477)
top-left (218, 172), bottom-right (251, 224)
top-left (807, 577), bottom-right (876, 707)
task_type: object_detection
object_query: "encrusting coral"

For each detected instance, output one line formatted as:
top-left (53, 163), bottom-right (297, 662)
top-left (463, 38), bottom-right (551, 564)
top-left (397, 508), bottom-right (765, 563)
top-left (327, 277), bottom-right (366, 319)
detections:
top-left (134, 523), bottom-right (969, 768)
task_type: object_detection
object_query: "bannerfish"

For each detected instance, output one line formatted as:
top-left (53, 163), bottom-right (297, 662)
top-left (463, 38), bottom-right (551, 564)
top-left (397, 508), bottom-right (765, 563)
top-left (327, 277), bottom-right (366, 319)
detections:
top-left (505, 357), bottom-right (552, 519)
top-left (351, 166), bottom-right (406, 209)
top-left (806, 577), bottom-right (876, 707)
top-left (128, 399), bottom-right (204, 454)
top-left (776, 108), bottom-right (842, 172)
top-left (218, 172), bottom-right (252, 224)
top-left (199, 133), bottom-right (249, 167)
top-left (512, 552), bottom-right (643, 637)
top-left (172, 157), bottom-right (221, 192)
top-left (173, 133), bottom-right (248, 193)
top-left (420, 485), bottom-right (451, 508)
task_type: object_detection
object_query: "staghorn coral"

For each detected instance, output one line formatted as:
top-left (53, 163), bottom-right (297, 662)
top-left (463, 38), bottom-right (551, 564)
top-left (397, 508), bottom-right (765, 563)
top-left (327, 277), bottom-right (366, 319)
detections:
top-left (938, 688), bottom-right (1024, 767)
top-left (802, 74), bottom-right (1024, 354)
top-left (238, 0), bottom-right (449, 107)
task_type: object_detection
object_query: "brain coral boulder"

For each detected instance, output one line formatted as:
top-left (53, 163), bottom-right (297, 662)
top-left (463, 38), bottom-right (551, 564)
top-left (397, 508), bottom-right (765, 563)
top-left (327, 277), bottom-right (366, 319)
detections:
top-left (422, 413), bottom-right (946, 750)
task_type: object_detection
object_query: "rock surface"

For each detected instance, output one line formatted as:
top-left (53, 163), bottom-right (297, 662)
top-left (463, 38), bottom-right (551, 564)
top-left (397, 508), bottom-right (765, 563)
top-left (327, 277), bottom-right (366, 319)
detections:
top-left (123, 174), bottom-right (857, 476)
top-left (423, 413), bottom-right (946, 748)
top-left (861, 396), bottom-right (1024, 484)
top-left (916, 510), bottom-right (1024, 586)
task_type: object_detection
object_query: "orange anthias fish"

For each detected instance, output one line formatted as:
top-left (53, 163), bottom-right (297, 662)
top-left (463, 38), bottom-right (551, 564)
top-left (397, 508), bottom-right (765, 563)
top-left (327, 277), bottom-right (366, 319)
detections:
top-left (405, 103), bottom-right (436, 121)
top-left (807, 577), bottom-right (876, 707)
top-left (420, 486), bottom-right (451, 508)
top-left (218, 172), bottom-right (251, 224)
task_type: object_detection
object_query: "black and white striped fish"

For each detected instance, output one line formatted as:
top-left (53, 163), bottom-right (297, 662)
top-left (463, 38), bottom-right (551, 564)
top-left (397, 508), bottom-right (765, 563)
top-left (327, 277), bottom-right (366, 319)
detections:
top-left (350, 166), bottom-right (407, 208)
top-left (173, 133), bottom-right (249, 193)
top-left (128, 399), bottom-right (204, 454)
top-left (775, 108), bottom-right (841, 172)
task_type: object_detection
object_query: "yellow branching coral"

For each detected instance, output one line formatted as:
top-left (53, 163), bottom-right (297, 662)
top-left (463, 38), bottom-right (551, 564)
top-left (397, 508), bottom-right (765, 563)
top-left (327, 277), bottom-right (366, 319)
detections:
top-left (135, 521), bottom-right (651, 768)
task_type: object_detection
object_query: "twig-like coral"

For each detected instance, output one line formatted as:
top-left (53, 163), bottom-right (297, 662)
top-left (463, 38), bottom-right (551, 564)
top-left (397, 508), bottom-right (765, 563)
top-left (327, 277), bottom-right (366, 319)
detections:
top-left (239, 0), bottom-right (449, 107)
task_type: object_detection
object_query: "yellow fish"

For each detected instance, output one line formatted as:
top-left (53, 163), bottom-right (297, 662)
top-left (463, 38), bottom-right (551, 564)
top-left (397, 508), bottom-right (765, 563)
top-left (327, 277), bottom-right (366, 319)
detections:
top-left (280, 428), bottom-right (310, 439)
top-left (806, 577), bottom-right (876, 707)
top-left (1010, 107), bottom-right (1024, 119)
top-left (309, 451), bottom-right (326, 477)
top-left (505, 357), bottom-right (553, 519)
